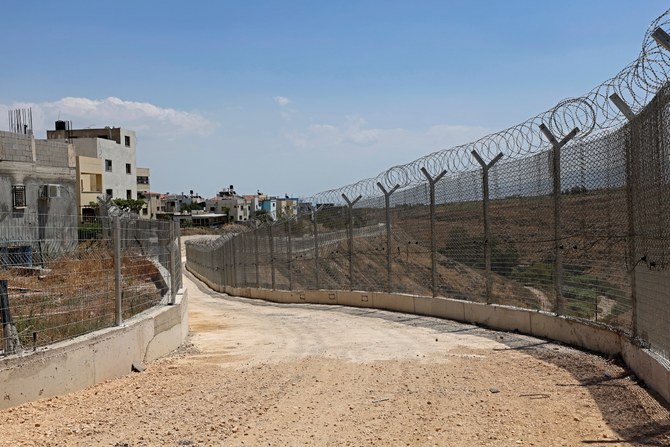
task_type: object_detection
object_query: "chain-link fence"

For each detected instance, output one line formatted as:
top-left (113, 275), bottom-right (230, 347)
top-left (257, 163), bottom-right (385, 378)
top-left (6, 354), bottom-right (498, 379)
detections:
top-left (186, 11), bottom-right (670, 364)
top-left (0, 213), bottom-right (181, 355)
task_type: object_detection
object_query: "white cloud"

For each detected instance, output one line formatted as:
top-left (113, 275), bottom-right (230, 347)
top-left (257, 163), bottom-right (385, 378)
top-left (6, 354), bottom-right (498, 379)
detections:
top-left (0, 96), bottom-right (217, 137)
top-left (273, 96), bottom-right (290, 106)
top-left (284, 116), bottom-right (491, 166)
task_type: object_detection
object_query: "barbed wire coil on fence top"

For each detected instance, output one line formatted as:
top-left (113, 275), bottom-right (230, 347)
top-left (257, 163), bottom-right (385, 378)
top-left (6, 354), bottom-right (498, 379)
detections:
top-left (304, 9), bottom-right (670, 206)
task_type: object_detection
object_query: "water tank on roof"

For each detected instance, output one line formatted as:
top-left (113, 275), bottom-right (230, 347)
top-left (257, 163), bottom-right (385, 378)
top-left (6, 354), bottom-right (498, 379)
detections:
top-left (55, 120), bottom-right (66, 131)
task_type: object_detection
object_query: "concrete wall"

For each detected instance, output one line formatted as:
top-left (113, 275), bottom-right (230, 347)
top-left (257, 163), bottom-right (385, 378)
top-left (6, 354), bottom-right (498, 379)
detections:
top-left (185, 261), bottom-right (670, 404)
top-left (0, 288), bottom-right (188, 410)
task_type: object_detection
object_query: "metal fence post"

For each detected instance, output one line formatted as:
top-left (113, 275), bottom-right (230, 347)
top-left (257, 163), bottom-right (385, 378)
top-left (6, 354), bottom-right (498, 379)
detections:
top-left (342, 194), bottom-right (362, 291)
top-left (420, 168), bottom-right (447, 298)
top-left (472, 151), bottom-right (504, 304)
top-left (241, 232), bottom-right (248, 287)
top-left (287, 217), bottom-right (293, 291)
top-left (610, 92), bottom-right (639, 337)
top-left (377, 182), bottom-right (400, 293)
top-left (113, 216), bottom-right (123, 324)
top-left (539, 124), bottom-right (579, 315)
top-left (225, 239), bottom-right (231, 287)
top-left (1, 279), bottom-right (22, 354)
top-left (175, 220), bottom-right (182, 291)
top-left (254, 230), bottom-right (260, 288)
top-left (269, 223), bottom-right (276, 290)
top-left (313, 207), bottom-right (320, 290)
top-left (221, 240), bottom-right (227, 286)
top-left (231, 236), bottom-right (238, 288)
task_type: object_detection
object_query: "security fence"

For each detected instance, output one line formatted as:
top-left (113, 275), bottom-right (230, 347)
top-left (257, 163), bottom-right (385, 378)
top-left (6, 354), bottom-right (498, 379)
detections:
top-left (187, 10), bottom-right (670, 363)
top-left (0, 213), bottom-right (181, 354)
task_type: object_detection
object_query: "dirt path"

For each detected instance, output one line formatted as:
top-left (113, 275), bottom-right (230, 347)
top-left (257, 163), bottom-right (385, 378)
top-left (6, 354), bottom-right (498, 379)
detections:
top-left (0, 239), bottom-right (669, 446)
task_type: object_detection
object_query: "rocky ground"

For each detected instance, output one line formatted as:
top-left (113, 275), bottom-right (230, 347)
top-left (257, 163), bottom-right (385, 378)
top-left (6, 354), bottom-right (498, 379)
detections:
top-left (1, 266), bottom-right (669, 446)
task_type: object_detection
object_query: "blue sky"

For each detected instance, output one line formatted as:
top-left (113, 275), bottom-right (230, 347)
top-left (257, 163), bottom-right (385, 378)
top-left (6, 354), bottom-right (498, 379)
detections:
top-left (0, 1), bottom-right (667, 198)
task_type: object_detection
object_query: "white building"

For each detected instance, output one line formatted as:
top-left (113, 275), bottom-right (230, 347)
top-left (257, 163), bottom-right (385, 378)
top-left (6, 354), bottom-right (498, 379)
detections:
top-left (48, 123), bottom-right (138, 201)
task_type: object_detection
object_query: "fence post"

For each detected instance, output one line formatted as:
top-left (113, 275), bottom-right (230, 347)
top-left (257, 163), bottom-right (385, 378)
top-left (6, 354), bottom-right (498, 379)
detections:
top-left (472, 151), bottom-right (504, 304)
top-left (173, 220), bottom-right (181, 297)
top-left (225, 239), bottom-right (232, 287)
top-left (342, 194), bottom-right (362, 291)
top-left (287, 217), bottom-right (293, 291)
top-left (539, 124), bottom-right (579, 315)
top-left (610, 92), bottom-right (639, 337)
top-left (420, 168), bottom-right (447, 298)
top-left (113, 216), bottom-right (123, 323)
top-left (313, 207), bottom-right (320, 289)
top-left (175, 220), bottom-right (182, 291)
top-left (269, 223), bottom-right (276, 290)
top-left (377, 182), bottom-right (400, 293)
top-left (254, 230), bottom-right (260, 288)
top-left (241, 232), bottom-right (248, 287)
top-left (231, 236), bottom-right (238, 288)
top-left (1, 280), bottom-right (22, 354)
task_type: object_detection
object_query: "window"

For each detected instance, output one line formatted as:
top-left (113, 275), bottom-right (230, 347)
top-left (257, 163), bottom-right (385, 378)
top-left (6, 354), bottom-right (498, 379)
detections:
top-left (126, 163), bottom-right (131, 174)
top-left (137, 176), bottom-right (149, 185)
top-left (105, 159), bottom-right (112, 172)
top-left (126, 190), bottom-right (132, 200)
top-left (12, 185), bottom-right (26, 209)
top-left (106, 189), bottom-right (113, 198)
top-left (124, 136), bottom-right (131, 147)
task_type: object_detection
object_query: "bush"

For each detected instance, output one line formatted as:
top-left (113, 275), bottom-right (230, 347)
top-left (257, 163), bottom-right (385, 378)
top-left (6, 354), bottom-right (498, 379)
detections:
top-left (78, 221), bottom-right (103, 240)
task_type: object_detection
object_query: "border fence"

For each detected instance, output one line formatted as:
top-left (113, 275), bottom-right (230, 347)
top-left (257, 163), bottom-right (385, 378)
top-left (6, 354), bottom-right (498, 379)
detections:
top-left (187, 10), bottom-right (670, 364)
top-left (0, 212), bottom-right (181, 355)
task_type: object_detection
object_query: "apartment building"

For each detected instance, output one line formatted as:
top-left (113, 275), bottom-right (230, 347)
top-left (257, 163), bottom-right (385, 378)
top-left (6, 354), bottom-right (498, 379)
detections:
top-left (48, 122), bottom-right (139, 202)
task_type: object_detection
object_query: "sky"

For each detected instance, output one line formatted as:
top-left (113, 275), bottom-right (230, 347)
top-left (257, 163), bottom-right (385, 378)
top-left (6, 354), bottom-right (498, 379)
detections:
top-left (0, 1), bottom-right (667, 198)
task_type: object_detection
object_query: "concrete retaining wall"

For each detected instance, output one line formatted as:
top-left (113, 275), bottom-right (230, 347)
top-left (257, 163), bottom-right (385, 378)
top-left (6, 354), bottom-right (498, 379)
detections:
top-left (187, 263), bottom-right (670, 404)
top-left (0, 288), bottom-right (188, 410)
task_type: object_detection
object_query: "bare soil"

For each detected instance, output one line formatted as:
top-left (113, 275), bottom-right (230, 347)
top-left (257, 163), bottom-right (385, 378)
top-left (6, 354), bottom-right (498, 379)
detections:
top-left (1, 259), bottom-right (669, 445)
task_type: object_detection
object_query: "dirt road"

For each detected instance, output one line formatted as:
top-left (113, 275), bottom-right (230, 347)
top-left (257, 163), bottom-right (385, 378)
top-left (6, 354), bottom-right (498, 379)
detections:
top-left (1, 257), bottom-right (669, 445)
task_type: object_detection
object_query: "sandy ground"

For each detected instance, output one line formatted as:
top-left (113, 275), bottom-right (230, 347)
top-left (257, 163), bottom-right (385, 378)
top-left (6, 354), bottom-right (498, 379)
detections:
top-left (0, 238), bottom-right (669, 446)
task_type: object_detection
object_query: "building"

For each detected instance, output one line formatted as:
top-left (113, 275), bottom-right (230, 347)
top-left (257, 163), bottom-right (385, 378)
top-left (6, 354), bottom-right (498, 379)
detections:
top-left (206, 185), bottom-right (251, 222)
top-left (259, 197), bottom-right (277, 221)
top-left (0, 127), bottom-right (78, 260)
top-left (276, 196), bottom-right (299, 219)
top-left (48, 122), bottom-right (139, 204)
top-left (75, 156), bottom-right (103, 218)
top-left (136, 167), bottom-right (151, 218)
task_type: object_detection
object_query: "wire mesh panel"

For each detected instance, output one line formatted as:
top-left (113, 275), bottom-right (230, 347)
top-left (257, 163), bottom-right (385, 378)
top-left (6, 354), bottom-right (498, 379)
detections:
top-left (488, 153), bottom-right (555, 311)
top-left (315, 206), bottom-right (349, 290)
top-left (183, 10), bottom-right (670, 364)
top-left (290, 212), bottom-right (317, 290)
top-left (351, 200), bottom-right (387, 292)
top-left (0, 214), bottom-right (178, 354)
top-left (631, 84), bottom-right (670, 354)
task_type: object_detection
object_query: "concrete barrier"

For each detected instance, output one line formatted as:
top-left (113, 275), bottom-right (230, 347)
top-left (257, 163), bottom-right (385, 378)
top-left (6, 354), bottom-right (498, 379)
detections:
top-left (0, 288), bottom-right (188, 410)
top-left (372, 292), bottom-right (416, 314)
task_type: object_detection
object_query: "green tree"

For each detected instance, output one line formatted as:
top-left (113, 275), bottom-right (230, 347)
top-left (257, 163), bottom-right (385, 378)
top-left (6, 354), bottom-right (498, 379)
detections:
top-left (112, 198), bottom-right (146, 214)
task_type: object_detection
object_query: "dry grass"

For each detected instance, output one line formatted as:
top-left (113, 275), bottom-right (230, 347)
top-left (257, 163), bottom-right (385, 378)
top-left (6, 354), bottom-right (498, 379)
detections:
top-left (0, 245), bottom-right (165, 351)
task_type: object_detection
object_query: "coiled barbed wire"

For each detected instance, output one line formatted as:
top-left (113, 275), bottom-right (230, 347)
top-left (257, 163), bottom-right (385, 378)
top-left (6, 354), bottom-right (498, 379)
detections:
top-left (304, 9), bottom-right (670, 206)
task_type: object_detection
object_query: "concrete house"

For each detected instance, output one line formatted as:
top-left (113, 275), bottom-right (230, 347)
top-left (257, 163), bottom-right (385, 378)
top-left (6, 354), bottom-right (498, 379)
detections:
top-left (0, 128), bottom-right (78, 261)
top-left (48, 122), bottom-right (139, 204)
top-left (136, 167), bottom-right (153, 219)
top-left (206, 186), bottom-right (250, 222)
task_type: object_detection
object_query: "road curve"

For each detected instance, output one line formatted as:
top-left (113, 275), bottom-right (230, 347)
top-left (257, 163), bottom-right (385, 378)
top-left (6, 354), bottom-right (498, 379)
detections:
top-left (0, 249), bottom-right (668, 446)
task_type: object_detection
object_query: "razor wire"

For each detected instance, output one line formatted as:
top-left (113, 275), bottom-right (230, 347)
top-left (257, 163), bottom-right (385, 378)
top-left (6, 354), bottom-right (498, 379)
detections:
top-left (304, 9), bottom-right (670, 205)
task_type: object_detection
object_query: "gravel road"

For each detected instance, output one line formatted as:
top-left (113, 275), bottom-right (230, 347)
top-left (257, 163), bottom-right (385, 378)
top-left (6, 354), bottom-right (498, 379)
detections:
top-left (0, 239), bottom-right (669, 446)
